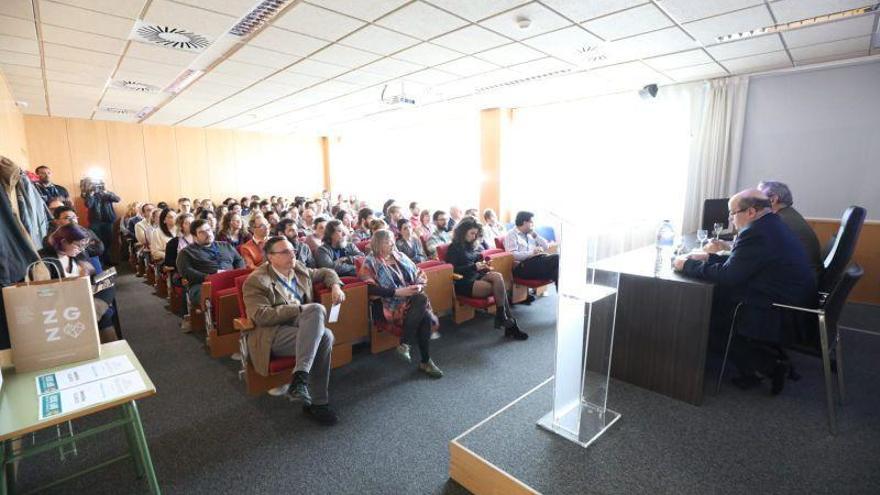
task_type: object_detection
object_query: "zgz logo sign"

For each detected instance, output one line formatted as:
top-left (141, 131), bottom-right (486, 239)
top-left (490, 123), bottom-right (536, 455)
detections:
top-left (42, 308), bottom-right (83, 342)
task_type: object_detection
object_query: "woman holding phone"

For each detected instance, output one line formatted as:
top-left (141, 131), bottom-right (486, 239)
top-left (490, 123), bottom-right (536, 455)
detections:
top-left (358, 229), bottom-right (443, 378)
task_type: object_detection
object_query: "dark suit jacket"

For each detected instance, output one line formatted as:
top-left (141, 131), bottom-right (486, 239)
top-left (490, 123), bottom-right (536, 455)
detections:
top-left (777, 206), bottom-right (822, 279)
top-left (683, 212), bottom-right (817, 343)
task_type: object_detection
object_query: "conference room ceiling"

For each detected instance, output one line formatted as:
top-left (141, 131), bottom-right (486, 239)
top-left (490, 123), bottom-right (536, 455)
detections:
top-left (1, 0), bottom-right (878, 134)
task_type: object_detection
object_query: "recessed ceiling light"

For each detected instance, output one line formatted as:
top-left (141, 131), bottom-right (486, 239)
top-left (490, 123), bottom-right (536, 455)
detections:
top-left (131, 21), bottom-right (211, 52)
top-left (716, 4), bottom-right (879, 43)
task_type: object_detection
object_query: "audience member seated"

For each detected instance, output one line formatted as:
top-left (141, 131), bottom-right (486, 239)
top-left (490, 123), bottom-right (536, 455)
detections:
top-left (164, 213), bottom-right (194, 274)
top-left (758, 180), bottom-right (823, 279)
top-left (45, 205), bottom-right (104, 260)
top-left (242, 236), bottom-right (344, 425)
top-left (176, 218), bottom-right (245, 305)
top-left (396, 219), bottom-right (427, 264)
top-left (352, 207), bottom-right (374, 241)
top-left (150, 209), bottom-right (177, 263)
top-left (277, 218), bottom-right (315, 268)
top-left (335, 209), bottom-right (355, 233)
top-left (315, 220), bottom-right (363, 277)
top-left (305, 217), bottom-right (327, 254)
top-left (386, 205), bottom-right (403, 236)
top-left (240, 214), bottom-right (271, 269)
top-left (177, 197), bottom-right (192, 214)
top-left (425, 210), bottom-right (452, 259)
top-left (33, 165), bottom-right (70, 204)
top-left (415, 210), bottom-right (433, 240)
top-left (673, 189), bottom-right (817, 394)
top-left (198, 209), bottom-right (218, 233)
top-left (38, 224), bottom-right (117, 343)
top-left (120, 201), bottom-right (140, 239)
top-left (447, 218), bottom-right (527, 340)
top-left (464, 208), bottom-right (479, 218)
top-left (359, 229), bottom-right (442, 378)
top-left (409, 202), bottom-right (421, 227)
top-left (46, 196), bottom-right (67, 210)
top-left (369, 219), bottom-right (387, 236)
top-left (504, 211), bottom-right (559, 286)
top-left (135, 204), bottom-right (158, 269)
top-left (447, 205), bottom-right (463, 231)
top-left (218, 212), bottom-right (251, 249)
top-left (265, 211), bottom-right (280, 230)
top-left (481, 208), bottom-right (506, 245)
top-left (300, 207), bottom-right (316, 234)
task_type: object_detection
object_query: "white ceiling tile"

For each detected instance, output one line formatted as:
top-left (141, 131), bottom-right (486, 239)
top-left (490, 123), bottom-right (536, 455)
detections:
top-left (480, 2), bottom-right (572, 40)
top-left (683, 5), bottom-right (774, 44)
top-left (113, 67), bottom-right (174, 87)
top-left (722, 50), bottom-right (792, 73)
top-left (769, 0), bottom-right (870, 24)
top-left (235, 80), bottom-right (292, 99)
top-left (507, 56), bottom-right (573, 75)
top-left (126, 40), bottom-right (201, 66)
top-left (790, 36), bottom-right (870, 64)
top-left (45, 69), bottom-right (108, 86)
top-left (266, 69), bottom-right (323, 89)
top-left (539, 0), bottom-right (646, 23)
top-left (118, 56), bottom-right (182, 79)
top-left (229, 45), bottom-right (301, 69)
top-left (659, 0), bottom-right (764, 23)
top-left (6, 76), bottom-right (44, 90)
top-left (101, 87), bottom-right (163, 107)
top-left (273, 3), bottom-right (365, 41)
top-left (392, 42), bottom-right (462, 66)
top-left (0, 49), bottom-right (41, 67)
top-left (179, 78), bottom-right (240, 99)
top-left (425, 0), bottom-right (530, 21)
top-left (401, 67), bottom-right (459, 85)
top-left (47, 80), bottom-right (104, 98)
top-left (306, 0), bottom-right (410, 22)
top-left (38, 1), bottom-right (135, 39)
top-left (42, 44), bottom-right (120, 68)
top-left (474, 42), bottom-right (545, 66)
top-left (249, 27), bottom-right (329, 57)
top-left (591, 61), bottom-right (670, 87)
top-left (643, 48), bottom-right (714, 71)
top-left (435, 56), bottom-right (499, 76)
top-left (172, 0), bottom-right (259, 17)
top-left (375, 1), bottom-right (469, 40)
top-left (0, 14), bottom-right (36, 39)
top-left (610, 26), bottom-right (699, 59)
top-left (50, 98), bottom-right (97, 118)
top-left (49, 0), bottom-right (146, 19)
top-left (44, 57), bottom-right (105, 74)
top-left (664, 62), bottom-right (729, 81)
top-left (143, 0), bottom-right (236, 41)
top-left (0, 34), bottom-right (39, 54)
top-left (0, 64), bottom-right (42, 78)
top-left (0, 0), bottom-right (33, 19)
top-left (705, 34), bottom-right (785, 60)
top-left (338, 25), bottom-right (420, 55)
top-left (359, 57), bottom-right (424, 77)
top-left (582, 3), bottom-right (673, 40)
top-left (40, 25), bottom-right (127, 54)
top-left (287, 58), bottom-right (350, 78)
top-left (782, 15), bottom-right (876, 48)
top-left (520, 25), bottom-right (602, 63)
top-left (335, 69), bottom-right (391, 86)
top-left (432, 25), bottom-right (510, 53)
top-left (311, 43), bottom-right (383, 68)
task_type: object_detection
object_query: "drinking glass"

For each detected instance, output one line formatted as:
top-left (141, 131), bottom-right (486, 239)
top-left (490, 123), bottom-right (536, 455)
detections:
top-left (697, 229), bottom-right (708, 247)
top-left (713, 222), bottom-right (724, 240)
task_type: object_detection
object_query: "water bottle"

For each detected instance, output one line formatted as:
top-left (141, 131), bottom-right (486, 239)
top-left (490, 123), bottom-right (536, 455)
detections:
top-left (654, 220), bottom-right (675, 275)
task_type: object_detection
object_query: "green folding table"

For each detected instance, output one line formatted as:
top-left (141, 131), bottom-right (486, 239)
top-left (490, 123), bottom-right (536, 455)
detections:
top-left (0, 340), bottom-right (159, 494)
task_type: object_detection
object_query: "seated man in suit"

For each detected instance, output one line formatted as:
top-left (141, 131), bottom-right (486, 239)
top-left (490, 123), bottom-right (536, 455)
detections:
top-left (758, 180), bottom-right (822, 279)
top-left (674, 189), bottom-right (817, 394)
top-left (242, 236), bottom-right (345, 425)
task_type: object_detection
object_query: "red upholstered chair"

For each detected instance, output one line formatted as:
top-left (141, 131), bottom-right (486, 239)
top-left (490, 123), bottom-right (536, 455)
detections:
top-left (202, 268), bottom-right (252, 358)
top-left (356, 239), bottom-right (370, 254)
top-left (494, 236), bottom-right (505, 250)
top-left (436, 243), bottom-right (499, 324)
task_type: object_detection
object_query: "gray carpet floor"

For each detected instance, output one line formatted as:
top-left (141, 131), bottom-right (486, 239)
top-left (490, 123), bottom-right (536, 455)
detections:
top-left (10, 271), bottom-right (880, 494)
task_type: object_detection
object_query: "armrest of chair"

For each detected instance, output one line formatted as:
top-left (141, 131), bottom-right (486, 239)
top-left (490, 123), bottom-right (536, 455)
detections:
top-left (771, 302), bottom-right (824, 315)
top-left (200, 281), bottom-right (213, 310)
top-left (233, 317), bottom-right (255, 332)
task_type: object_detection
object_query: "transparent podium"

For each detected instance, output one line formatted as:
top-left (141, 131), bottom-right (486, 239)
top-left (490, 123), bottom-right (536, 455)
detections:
top-left (537, 218), bottom-right (620, 448)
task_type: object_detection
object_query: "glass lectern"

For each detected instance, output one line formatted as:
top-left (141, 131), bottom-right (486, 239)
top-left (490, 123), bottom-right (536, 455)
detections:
top-left (537, 216), bottom-right (620, 448)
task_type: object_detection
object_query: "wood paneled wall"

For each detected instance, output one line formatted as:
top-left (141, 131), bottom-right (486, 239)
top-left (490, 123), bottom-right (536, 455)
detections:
top-left (23, 115), bottom-right (324, 216)
top-left (808, 218), bottom-right (880, 305)
top-left (0, 71), bottom-right (29, 168)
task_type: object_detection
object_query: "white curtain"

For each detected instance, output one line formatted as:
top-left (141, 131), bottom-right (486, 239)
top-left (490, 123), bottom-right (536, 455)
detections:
top-left (682, 76), bottom-right (750, 233)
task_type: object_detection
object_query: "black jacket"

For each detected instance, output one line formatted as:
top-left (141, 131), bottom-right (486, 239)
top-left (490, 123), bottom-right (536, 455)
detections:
top-left (684, 213), bottom-right (817, 343)
top-left (176, 241), bottom-right (245, 284)
top-left (446, 241), bottom-right (486, 285)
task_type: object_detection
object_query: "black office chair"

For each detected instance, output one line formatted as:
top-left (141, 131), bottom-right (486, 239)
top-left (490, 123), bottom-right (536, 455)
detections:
top-left (819, 206), bottom-right (866, 293)
top-left (701, 198), bottom-right (730, 232)
top-left (717, 263), bottom-right (863, 435)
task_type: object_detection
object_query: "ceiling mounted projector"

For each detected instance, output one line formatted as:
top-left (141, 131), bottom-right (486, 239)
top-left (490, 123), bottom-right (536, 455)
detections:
top-left (639, 84), bottom-right (659, 99)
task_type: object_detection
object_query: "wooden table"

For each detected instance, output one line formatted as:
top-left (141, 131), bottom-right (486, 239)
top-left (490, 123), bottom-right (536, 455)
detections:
top-left (593, 246), bottom-right (715, 405)
top-left (0, 340), bottom-right (159, 494)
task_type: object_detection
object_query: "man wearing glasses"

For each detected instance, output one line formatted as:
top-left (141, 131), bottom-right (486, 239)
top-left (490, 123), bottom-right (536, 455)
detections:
top-left (673, 189), bottom-right (816, 395)
top-left (242, 236), bottom-right (346, 425)
top-left (45, 205), bottom-right (104, 260)
top-left (176, 218), bottom-right (245, 305)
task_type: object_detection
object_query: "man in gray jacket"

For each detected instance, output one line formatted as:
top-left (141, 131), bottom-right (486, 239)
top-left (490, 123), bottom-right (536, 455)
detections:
top-left (758, 181), bottom-right (823, 279)
top-left (176, 218), bottom-right (245, 304)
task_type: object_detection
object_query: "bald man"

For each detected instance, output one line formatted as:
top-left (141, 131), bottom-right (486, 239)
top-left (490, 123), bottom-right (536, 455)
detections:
top-left (674, 189), bottom-right (816, 394)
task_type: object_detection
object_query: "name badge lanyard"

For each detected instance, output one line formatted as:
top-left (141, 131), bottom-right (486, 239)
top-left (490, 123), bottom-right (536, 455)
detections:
top-left (275, 275), bottom-right (303, 303)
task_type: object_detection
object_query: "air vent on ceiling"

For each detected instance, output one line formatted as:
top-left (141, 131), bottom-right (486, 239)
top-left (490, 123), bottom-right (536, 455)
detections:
top-left (716, 3), bottom-right (879, 43)
top-left (576, 45), bottom-right (608, 66)
top-left (475, 69), bottom-right (573, 93)
top-left (131, 21), bottom-right (211, 52)
top-left (98, 107), bottom-right (137, 115)
top-left (110, 80), bottom-right (160, 93)
top-left (229, 0), bottom-right (294, 37)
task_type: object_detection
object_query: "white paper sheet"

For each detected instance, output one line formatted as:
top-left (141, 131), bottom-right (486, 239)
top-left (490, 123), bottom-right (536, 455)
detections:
top-left (39, 370), bottom-right (147, 420)
top-left (35, 355), bottom-right (135, 395)
top-left (328, 304), bottom-right (341, 323)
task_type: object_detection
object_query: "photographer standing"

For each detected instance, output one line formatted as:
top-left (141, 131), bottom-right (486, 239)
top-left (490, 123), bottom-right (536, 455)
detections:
top-left (83, 180), bottom-right (120, 267)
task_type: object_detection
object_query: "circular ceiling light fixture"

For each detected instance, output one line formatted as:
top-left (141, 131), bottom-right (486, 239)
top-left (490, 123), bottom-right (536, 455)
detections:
top-left (132, 22), bottom-right (211, 52)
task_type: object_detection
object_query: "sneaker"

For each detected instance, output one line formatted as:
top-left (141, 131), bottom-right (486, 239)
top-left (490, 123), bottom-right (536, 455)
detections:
top-left (429, 331), bottom-right (441, 340)
top-left (395, 343), bottom-right (412, 363)
top-left (287, 371), bottom-right (312, 404)
top-left (418, 359), bottom-right (444, 379)
top-left (267, 384), bottom-right (290, 396)
top-left (303, 403), bottom-right (338, 426)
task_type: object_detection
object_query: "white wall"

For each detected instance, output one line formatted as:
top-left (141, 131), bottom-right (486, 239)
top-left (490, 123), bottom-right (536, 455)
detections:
top-left (737, 59), bottom-right (880, 219)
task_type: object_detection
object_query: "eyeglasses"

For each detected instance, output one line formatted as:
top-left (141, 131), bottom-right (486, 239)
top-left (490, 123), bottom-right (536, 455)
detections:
top-left (269, 249), bottom-right (295, 256)
top-left (728, 207), bottom-right (749, 217)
